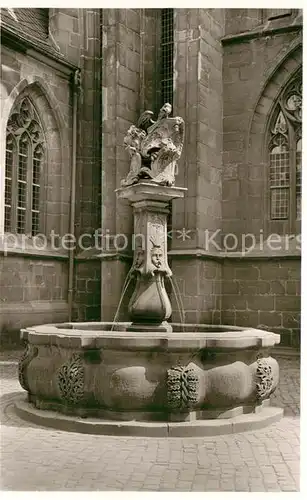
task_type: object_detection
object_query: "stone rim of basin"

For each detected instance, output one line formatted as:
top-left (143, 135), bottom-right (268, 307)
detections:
top-left (20, 323), bottom-right (280, 349)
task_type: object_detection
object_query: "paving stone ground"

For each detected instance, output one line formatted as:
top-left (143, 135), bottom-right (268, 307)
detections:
top-left (0, 350), bottom-right (300, 491)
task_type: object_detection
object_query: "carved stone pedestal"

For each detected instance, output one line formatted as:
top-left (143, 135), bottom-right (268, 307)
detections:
top-left (116, 182), bottom-right (186, 332)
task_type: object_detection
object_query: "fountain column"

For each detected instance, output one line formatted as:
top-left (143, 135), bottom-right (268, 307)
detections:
top-left (116, 182), bottom-right (186, 332)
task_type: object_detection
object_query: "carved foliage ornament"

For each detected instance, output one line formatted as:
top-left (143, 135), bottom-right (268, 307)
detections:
top-left (18, 343), bottom-right (39, 392)
top-left (166, 365), bottom-right (199, 410)
top-left (256, 358), bottom-right (274, 400)
top-left (269, 73), bottom-right (302, 152)
top-left (57, 353), bottom-right (85, 405)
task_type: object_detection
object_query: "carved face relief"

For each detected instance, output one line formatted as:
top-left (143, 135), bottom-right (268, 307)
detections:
top-left (151, 246), bottom-right (163, 269)
top-left (134, 249), bottom-right (144, 268)
top-left (158, 103), bottom-right (172, 120)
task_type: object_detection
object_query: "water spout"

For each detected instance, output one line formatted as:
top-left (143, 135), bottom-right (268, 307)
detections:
top-left (167, 275), bottom-right (186, 331)
top-left (110, 270), bottom-right (134, 331)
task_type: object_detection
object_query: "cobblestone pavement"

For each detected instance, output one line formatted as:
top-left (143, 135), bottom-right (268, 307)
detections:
top-left (0, 351), bottom-right (300, 491)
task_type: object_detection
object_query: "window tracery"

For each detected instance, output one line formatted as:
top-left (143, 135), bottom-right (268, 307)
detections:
top-left (4, 97), bottom-right (45, 235)
top-left (268, 72), bottom-right (302, 224)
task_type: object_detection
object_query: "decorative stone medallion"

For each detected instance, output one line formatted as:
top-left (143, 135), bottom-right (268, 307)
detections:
top-left (57, 353), bottom-right (85, 405)
top-left (166, 365), bottom-right (199, 410)
top-left (18, 343), bottom-right (39, 392)
top-left (256, 358), bottom-right (274, 400)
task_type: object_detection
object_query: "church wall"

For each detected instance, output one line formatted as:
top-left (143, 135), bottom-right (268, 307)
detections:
top-left (0, 8), bottom-right (302, 348)
top-left (100, 9), bottom-right (149, 322)
top-left (222, 20), bottom-right (302, 240)
top-left (71, 10), bottom-right (102, 322)
top-left (221, 10), bottom-right (302, 346)
top-left (222, 259), bottom-right (300, 347)
top-left (0, 40), bottom-right (73, 344)
top-left (0, 8), bottom-right (103, 340)
top-left (170, 8), bottom-right (224, 324)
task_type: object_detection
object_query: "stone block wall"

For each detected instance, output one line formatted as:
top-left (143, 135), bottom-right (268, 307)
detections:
top-left (49, 8), bottom-right (83, 65)
top-left (170, 258), bottom-right (221, 324)
top-left (73, 259), bottom-right (101, 322)
top-left (222, 258), bottom-right (300, 347)
top-left (170, 8), bottom-right (224, 323)
top-left (100, 9), bottom-right (158, 321)
top-left (224, 9), bottom-right (263, 35)
top-left (72, 9), bottom-right (102, 322)
top-left (101, 8), bottom-right (141, 237)
top-left (142, 9), bottom-right (161, 113)
top-left (0, 255), bottom-right (68, 345)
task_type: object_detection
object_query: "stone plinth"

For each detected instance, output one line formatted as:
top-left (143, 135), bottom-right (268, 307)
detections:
top-left (116, 183), bottom-right (186, 332)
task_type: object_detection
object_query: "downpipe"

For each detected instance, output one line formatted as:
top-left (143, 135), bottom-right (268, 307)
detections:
top-left (67, 69), bottom-right (80, 322)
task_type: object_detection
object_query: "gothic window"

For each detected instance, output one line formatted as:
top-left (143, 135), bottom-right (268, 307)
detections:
top-left (296, 138), bottom-right (302, 220)
top-left (268, 73), bottom-right (302, 227)
top-left (160, 9), bottom-right (174, 108)
top-left (4, 97), bottom-right (45, 235)
top-left (160, 9), bottom-right (174, 237)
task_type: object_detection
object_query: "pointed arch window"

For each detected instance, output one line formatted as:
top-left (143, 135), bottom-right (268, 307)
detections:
top-left (4, 97), bottom-right (45, 235)
top-left (268, 73), bottom-right (302, 228)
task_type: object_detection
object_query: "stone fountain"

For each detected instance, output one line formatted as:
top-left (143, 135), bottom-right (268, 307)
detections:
top-left (15, 104), bottom-right (283, 436)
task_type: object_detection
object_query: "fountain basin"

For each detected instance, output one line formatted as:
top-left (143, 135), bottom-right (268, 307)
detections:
top-left (17, 322), bottom-right (282, 433)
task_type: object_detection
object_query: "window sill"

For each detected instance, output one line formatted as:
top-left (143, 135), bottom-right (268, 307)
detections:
top-left (0, 235), bottom-right (69, 260)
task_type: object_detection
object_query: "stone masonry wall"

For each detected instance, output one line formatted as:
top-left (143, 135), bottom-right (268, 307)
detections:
top-left (72, 9), bottom-right (102, 322)
top-left (100, 9), bottom-right (142, 321)
top-left (73, 259), bottom-right (101, 322)
top-left (142, 9), bottom-right (161, 114)
top-left (224, 9), bottom-right (263, 36)
top-left (222, 259), bottom-right (300, 347)
top-left (170, 9), bottom-right (224, 324)
top-left (171, 258), bottom-right (221, 325)
top-left (0, 255), bottom-right (68, 345)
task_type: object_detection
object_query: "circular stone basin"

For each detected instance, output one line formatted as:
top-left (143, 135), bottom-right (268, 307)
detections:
top-left (17, 322), bottom-right (282, 431)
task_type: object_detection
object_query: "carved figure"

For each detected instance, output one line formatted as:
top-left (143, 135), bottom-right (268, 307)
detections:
top-left (151, 245), bottom-right (163, 269)
top-left (121, 103), bottom-right (185, 187)
top-left (121, 126), bottom-right (147, 187)
top-left (134, 247), bottom-right (145, 269)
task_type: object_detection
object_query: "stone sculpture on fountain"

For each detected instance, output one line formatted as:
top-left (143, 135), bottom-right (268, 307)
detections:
top-left (121, 103), bottom-right (185, 188)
